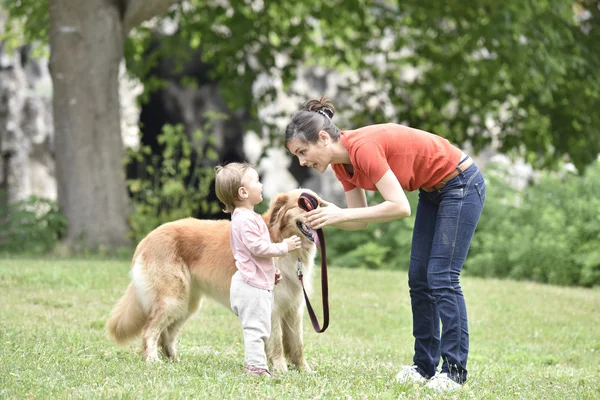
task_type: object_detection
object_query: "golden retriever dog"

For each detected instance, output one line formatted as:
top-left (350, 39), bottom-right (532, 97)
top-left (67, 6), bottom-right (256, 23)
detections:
top-left (106, 189), bottom-right (318, 372)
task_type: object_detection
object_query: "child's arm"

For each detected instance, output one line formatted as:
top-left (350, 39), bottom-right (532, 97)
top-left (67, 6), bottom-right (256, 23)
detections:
top-left (241, 220), bottom-right (301, 257)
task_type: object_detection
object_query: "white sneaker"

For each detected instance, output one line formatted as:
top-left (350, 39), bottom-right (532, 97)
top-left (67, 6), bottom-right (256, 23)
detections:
top-left (395, 365), bottom-right (427, 384)
top-left (425, 373), bottom-right (462, 391)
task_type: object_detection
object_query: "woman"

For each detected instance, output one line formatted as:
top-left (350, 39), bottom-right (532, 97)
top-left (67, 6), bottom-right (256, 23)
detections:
top-left (284, 98), bottom-right (485, 391)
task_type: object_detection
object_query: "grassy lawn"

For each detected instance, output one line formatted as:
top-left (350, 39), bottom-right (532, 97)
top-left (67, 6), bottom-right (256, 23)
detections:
top-left (0, 257), bottom-right (599, 399)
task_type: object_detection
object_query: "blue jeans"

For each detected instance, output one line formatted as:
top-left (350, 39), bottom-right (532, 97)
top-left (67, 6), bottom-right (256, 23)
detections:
top-left (408, 159), bottom-right (485, 383)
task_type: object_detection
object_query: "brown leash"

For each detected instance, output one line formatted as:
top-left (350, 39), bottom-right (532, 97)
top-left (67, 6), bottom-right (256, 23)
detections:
top-left (297, 193), bottom-right (329, 333)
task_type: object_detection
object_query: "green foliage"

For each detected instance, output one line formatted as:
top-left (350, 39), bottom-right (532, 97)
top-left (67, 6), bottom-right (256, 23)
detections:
top-left (346, 0), bottom-right (600, 171)
top-left (467, 160), bottom-right (600, 287)
top-left (125, 123), bottom-right (220, 243)
top-left (336, 241), bottom-right (391, 270)
top-left (0, 0), bottom-right (49, 57)
top-left (122, 0), bottom-right (600, 170)
top-left (0, 193), bottom-right (67, 254)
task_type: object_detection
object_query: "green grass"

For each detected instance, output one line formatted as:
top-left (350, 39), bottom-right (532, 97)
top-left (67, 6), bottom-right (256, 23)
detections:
top-left (0, 258), bottom-right (599, 399)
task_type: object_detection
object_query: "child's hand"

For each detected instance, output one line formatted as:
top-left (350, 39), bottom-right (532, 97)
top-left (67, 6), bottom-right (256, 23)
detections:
top-left (284, 235), bottom-right (302, 252)
top-left (274, 268), bottom-right (282, 285)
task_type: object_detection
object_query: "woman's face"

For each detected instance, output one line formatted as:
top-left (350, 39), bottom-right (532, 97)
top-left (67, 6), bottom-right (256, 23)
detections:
top-left (287, 134), bottom-right (330, 173)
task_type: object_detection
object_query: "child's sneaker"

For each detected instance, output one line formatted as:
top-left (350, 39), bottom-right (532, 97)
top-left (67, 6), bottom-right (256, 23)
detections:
top-left (395, 365), bottom-right (428, 384)
top-left (244, 365), bottom-right (274, 378)
top-left (425, 372), bottom-right (462, 391)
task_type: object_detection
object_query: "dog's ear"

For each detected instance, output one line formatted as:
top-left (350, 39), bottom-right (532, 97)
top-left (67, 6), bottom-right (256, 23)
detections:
top-left (268, 194), bottom-right (290, 242)
top-left (269, 194), bottom-right (289, 226)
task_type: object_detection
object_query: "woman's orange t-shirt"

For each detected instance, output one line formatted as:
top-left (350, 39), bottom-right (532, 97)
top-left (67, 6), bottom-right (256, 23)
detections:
top-left (331, 123), bottom-right (462, 192)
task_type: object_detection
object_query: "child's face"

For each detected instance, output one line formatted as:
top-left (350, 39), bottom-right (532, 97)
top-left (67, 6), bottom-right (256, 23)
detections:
top-left (239, 168), bottom-right (263, 206)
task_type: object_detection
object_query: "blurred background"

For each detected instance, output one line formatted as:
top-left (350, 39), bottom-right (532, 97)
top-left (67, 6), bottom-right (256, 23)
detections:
top-left (1, 0), bottom-right (599, 287)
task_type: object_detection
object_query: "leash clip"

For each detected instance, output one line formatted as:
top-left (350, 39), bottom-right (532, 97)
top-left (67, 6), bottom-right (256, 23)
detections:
top-left (297, 258), bottom-right (303, 278)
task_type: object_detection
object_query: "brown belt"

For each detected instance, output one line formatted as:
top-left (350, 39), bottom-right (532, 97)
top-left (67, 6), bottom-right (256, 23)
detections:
top-left (422, 157), bottom-right (474, 192)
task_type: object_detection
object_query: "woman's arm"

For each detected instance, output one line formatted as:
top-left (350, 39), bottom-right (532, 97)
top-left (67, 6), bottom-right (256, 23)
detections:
top-left (305, 170), bottom-right (411, 230)
top-left (327, 187), bottom-right (369, 230)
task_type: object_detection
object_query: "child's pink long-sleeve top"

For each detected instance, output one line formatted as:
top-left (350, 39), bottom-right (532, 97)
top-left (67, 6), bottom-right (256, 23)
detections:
top-left (230, 208), bottom-right (288, 290)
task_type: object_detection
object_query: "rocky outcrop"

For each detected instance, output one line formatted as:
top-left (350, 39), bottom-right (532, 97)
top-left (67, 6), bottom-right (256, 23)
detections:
top-left (0, 40), bottom-right (55, 206)
top-left (0, 39), bottom-right (142, 208)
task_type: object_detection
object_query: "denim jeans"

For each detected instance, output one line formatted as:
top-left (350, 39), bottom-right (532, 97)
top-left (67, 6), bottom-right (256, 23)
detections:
top-left (408, 159), bottom-right (485, 383)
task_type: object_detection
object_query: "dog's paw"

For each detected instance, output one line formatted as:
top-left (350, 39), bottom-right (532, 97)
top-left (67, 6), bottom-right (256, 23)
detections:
top-left (271, 359), bottom-right (289, 373)
top-left (143, 354), bottom-right (162, 363)
top-left (161, 348), bottom-right (180, 363)
top-left (295, 361), bottom-right (313, 373)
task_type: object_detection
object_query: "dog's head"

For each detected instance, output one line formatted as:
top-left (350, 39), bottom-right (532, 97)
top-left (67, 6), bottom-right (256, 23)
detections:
top-left (264, 189), bottom-right (320, 249)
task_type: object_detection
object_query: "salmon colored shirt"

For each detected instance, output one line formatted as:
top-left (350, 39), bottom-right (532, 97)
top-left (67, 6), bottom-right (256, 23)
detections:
top-left (230, 208), bottom-right (288, 290)
top-left (331, 124), bottom-right (462, 192)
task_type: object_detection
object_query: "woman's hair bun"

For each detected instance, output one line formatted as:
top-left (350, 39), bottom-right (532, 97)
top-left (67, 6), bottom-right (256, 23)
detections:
top-left (304, 96), bottom-right (335, 119)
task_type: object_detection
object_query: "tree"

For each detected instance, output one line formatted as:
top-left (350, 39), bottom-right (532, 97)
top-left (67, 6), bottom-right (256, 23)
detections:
top-left (3, 0), bottom-right (599, 247)
top-left (3, 0), bottom-right (178, 247)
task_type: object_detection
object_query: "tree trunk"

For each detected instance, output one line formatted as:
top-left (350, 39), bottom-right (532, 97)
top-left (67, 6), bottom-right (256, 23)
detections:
top-left (48, 0), bottom-right (129, 248)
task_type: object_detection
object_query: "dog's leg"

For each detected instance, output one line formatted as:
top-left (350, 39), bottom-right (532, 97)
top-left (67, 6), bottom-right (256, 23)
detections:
top-left (267, 310), bottom-right (287, 372)
top-left (159, 319), bottom-right (184, 362)
top-left (282, 308), bottom-right (311, 372)
top-left (142, 299), bottom-right (179, 363)
top-left (160, 295), bottom-right (203, 362)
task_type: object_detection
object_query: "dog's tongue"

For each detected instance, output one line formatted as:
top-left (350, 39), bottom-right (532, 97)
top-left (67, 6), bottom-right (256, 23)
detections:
top-left (309, 227), bottom-right (320, 249)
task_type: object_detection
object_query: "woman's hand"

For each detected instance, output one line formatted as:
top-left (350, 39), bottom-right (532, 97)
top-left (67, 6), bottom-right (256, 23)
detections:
top-left (305, 199), bottom-right (348, 230)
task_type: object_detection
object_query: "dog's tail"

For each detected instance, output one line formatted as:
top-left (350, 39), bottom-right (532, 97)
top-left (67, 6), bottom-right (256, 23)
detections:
top-left (106, 282), bottom-right (146, 345)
